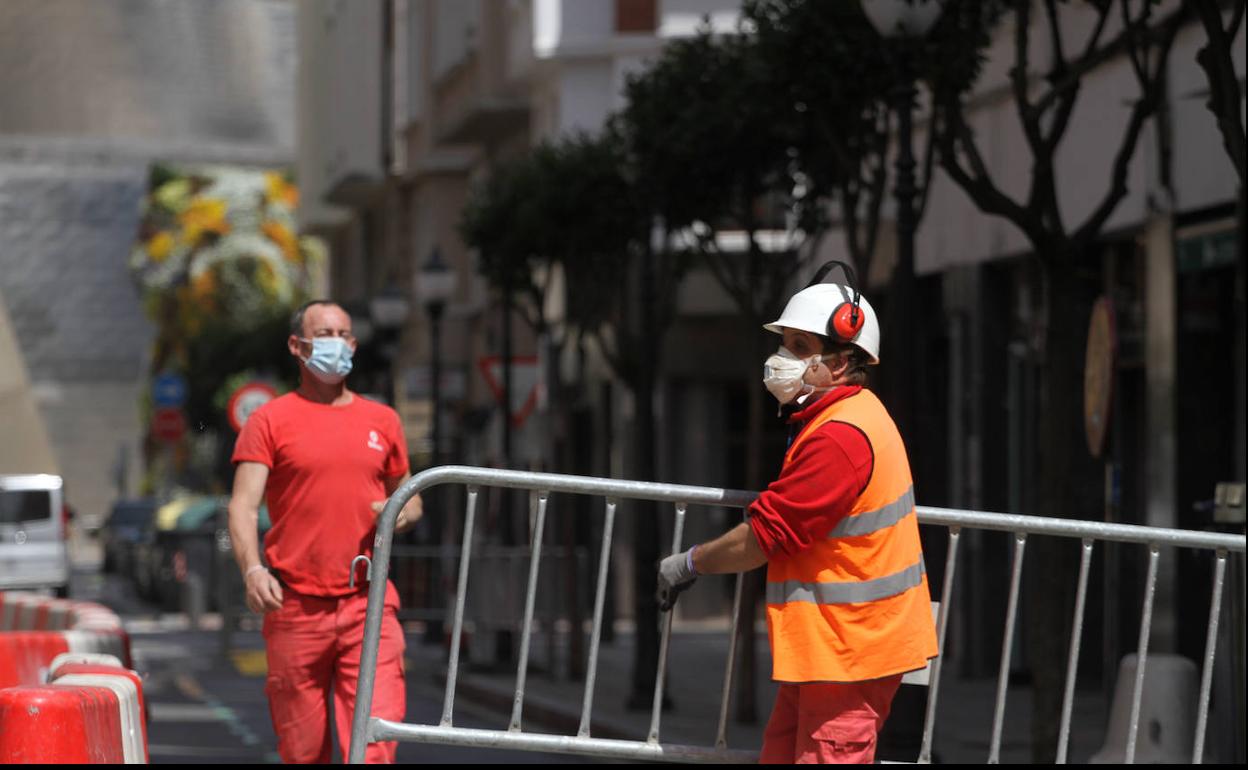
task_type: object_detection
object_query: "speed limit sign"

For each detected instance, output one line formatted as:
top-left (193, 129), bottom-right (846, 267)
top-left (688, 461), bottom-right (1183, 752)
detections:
top-left (227, 382), bottom-right (278, 432)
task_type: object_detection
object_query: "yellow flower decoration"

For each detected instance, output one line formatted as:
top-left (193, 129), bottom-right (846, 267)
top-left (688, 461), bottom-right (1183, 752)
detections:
top-left (147, 231), bottom-right (175, 263)
top-left (189, 269), bottom-right (218, 309)
top-left (262, 220), bottom-right (300, 262)
top-left (265, 172), bottom-right (300, 208)
top-left (179, 197), bottom-right (231, 246)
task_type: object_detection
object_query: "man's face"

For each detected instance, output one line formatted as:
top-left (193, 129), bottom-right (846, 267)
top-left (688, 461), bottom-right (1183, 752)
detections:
top-left (287, 303), bottom-right (356, 363)
top-left (781, 328), bottom-right (823, 360)
top-left (780, 327), bottom-right (844, 389)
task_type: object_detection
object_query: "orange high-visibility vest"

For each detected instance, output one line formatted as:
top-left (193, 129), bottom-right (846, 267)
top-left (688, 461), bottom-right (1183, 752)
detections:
top-left (765, 389), bottom-right (938, 683)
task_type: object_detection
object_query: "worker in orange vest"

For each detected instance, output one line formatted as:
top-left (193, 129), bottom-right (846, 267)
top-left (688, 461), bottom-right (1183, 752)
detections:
top-left (658, 262), bottom-right (938, 764)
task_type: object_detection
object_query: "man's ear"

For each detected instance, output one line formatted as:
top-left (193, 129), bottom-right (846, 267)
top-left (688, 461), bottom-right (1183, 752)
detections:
top-left (822, 350), bottom-right (850, 380)
top-left (287, 334), bottom-right (303, 359)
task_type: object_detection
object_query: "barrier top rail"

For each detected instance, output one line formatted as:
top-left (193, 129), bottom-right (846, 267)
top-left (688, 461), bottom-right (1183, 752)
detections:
top-left (381, 465), bottom-right (1243, 552)
top-left (349, 465), bottom-right (1246, 764)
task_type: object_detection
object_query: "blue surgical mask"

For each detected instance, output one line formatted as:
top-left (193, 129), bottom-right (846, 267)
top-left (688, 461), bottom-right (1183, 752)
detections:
top-left (299, 337), bottom-right (353, 384)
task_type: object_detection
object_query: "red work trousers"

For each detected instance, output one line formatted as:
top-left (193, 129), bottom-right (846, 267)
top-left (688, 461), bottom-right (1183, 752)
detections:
top-left (759, 675), bottom-right (902, 764)
top-left (262, 581), bottom-right (406, 764)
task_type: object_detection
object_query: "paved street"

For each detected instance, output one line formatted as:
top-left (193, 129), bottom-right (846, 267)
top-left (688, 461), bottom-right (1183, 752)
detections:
top-left (70, 560), bottom-right (589, 764)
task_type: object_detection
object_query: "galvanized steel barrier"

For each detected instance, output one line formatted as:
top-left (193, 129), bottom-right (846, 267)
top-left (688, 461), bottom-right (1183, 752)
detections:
top-left (348, 465), bottom-right (1246, 764)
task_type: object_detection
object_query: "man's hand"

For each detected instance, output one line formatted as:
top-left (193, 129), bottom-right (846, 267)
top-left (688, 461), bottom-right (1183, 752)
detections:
top-left (244, 567), bottom-right (283, 614)
top-left (657, 547), bottom-right (698, 611)
top-left (371, 495), bottom-right (423, 533)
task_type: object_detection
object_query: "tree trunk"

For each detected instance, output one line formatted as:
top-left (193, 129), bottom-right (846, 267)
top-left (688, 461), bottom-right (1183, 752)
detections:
top-left (735, 325), bottom-right (770, 724)
top-left (1024, 254), bottom-right (1100, 762)
top-left (629, 233), bottom-right (663, 709)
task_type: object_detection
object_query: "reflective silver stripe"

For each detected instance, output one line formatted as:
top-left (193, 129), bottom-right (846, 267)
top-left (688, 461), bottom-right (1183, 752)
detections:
top-left (766, 559), bottom-right (926, 605)
top-left (829, 486), bottom-right (915, 538)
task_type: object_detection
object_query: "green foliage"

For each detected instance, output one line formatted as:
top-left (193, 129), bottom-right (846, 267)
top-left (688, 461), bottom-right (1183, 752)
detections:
top-left (617, 27), bottom-right (793, 231)
top-left (460, 130), bottom-right (644, 338)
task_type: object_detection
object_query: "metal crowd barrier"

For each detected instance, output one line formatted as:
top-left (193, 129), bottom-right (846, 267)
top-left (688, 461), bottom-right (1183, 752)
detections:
top-left (348, 466), bottom-right (1246, 764)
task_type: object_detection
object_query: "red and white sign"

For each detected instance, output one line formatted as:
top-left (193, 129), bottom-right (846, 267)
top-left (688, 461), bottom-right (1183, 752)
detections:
top-left (477, 356), bottom-right (541, 427)
top-left (150, 407), bottom-right (186, 444)
top-left (227, 382), bottom-right (278, 433)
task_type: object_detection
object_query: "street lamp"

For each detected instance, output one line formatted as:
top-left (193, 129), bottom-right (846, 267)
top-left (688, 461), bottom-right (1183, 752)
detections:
top-left (863, 0), bottom-right (941, 442)
top-left (415, 247), bottom-right (456, 467)
top-left (369, 285), bottom-right (412, 331)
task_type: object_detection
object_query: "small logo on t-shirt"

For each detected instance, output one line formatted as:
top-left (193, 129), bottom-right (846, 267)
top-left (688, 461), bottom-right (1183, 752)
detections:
top-left (367, 430), bottom-right (385, 452)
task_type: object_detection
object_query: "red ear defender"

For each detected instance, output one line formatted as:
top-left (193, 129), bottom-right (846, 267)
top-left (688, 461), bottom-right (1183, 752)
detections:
top-left (830, 302), bottom-right (864, 341)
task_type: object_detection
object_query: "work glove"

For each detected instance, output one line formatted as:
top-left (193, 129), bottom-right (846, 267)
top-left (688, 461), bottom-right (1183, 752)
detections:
top-left (657, 547), bottom-right (698, 612)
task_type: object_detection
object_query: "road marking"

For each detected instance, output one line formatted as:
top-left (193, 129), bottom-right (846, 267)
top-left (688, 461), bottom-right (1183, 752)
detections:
top-left (230, 649), bottom-right (268, 676)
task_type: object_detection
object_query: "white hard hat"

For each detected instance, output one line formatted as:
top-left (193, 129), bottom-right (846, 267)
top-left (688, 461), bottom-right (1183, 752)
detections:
top-left (763, 283), bottom-right (881, 364)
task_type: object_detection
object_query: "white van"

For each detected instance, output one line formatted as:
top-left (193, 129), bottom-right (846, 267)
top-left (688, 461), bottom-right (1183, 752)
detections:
top-left (0, 474), bottom-right (70, 596)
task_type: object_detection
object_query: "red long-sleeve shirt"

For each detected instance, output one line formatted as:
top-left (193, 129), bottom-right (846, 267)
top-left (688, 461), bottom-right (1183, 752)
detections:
top-left (748, 386), bottom-right (875, 559)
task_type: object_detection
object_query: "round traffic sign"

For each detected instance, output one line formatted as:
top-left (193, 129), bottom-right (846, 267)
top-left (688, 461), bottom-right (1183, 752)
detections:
top-left (151, 407), bottom-right (187, 444)
top-left (227, 382), bottom-right (278, 433)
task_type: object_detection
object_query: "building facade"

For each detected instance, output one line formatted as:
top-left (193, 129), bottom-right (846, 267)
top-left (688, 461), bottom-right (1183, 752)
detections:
top-left (295, 1), bottom-right (1244, 706)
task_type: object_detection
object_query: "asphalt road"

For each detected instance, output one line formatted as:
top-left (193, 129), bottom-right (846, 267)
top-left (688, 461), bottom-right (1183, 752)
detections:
top-left (70, 566), bottom-right (592, 764)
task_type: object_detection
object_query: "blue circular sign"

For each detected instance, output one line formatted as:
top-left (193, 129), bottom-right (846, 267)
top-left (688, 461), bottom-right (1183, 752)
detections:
top-left (153, 372), bottom-right (188, 408)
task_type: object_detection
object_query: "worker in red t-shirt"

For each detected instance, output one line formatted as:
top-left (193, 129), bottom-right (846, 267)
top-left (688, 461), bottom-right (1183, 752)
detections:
top-left (656, 263), bottom-right (937, 764)
top-left (227, 299), bottom-right (423, 764)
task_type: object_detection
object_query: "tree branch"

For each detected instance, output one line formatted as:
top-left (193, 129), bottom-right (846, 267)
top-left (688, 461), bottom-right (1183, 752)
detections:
top-left (1192, 0), bottom-right (1247, 184)
top-left (1012, 1), bottom-right (1046, 151)
top-left (1074, 11), bottom-right (1184, 249)
top-left (1031, 2), bottom-right (1174, 118)
top-left (1120, 0), bottom-right (1151, 86)
top-left (937, 104), bottom-right (1046, 243)
top-left (1043, 0), bottom-right (1068, 70)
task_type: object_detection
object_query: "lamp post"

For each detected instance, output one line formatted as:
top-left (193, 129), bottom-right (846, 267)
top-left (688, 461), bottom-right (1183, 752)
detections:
top-left (369, 286), bottom-right (411, 405)
top-left (863, 2), bottom-right (941, 762)
top-left (863, 0), bottom-right (941, 443)
top-left (416, 248), bottom-right (456, 468)
top-left (416, 247), bottom-right (455, 645)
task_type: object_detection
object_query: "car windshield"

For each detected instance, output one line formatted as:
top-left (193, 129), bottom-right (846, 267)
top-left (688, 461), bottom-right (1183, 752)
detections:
top-left (0, 489), bottom-right (53, 525)
top-left (109, 503), bottom-right (156, 527)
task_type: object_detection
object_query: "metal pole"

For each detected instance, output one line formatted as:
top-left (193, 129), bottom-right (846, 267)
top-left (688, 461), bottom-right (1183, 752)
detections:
top-left (424, 301), bottom-right (445, 646)
top-left (989, 532), bottom-right (1027, 764)
top-left (890, 70), bottom-right (919, 440)
top-left (1193, 550), bottom-right (1228, 764)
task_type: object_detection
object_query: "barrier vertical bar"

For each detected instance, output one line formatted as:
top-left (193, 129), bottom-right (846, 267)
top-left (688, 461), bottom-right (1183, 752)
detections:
top-left (578, 499), bottom-right (618, 737)
top-left (1192, 550), bottom-right (1227, 764)
top-left (988, 532), bottom-right (1027, 764)
top-left (1124, 544), bottom-right (1160, 765)
top-left (648, 502), bottom-right (687, 744)
top-left (715, 571), bottom-right (745, 750)
top-left (509, 492), bottom-right (550, 731)
top-left (1057, 538), bottom-right (1094, 763)
top-left (920, 526), bottom-right (961, 764)
top-left (348, 470), bottom-right (411, 763)
top-left (440, 487), bottom-right (480, 728)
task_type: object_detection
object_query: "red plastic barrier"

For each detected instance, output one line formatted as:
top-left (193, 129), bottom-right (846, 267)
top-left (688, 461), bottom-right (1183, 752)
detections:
top-left (0, 632), bottom-right (70, 689)
top-left (52, 663), bottom-right (149, 762)
top-left (0, 685), bottom-right (125, 763)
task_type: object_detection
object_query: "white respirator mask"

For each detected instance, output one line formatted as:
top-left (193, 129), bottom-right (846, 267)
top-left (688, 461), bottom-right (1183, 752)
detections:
top-left (762, 347), bottom-right (821, 405)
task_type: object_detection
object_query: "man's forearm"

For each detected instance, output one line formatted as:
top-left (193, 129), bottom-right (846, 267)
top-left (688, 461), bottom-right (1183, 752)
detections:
top-left (691, 522), bottom-right (768, 575)
top-left (227, 501), bottom-right (263, 576)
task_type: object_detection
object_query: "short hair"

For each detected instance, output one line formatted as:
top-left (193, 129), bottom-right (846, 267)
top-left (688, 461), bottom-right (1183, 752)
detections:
top-left (290, 299), bottom-right (338, 337)
top-left (816, 335), bottom-right (871, 386)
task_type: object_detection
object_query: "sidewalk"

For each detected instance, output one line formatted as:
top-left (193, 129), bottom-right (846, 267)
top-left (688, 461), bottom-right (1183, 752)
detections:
top-left (401, 621), bottom-right (1111, 764)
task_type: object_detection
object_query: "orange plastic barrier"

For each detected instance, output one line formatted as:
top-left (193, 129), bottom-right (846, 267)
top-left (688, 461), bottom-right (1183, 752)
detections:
top-left (0, 685), bottom-right (125, 763)
top-left (0, 632), bottom-right (70, 689)
top-left (52, 662), bottom-right (149, 763)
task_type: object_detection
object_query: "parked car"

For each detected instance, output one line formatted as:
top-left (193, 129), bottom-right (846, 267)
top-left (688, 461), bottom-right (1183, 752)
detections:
top-left (100, 499), bottom-right (158, 577)
top-left (0, 474), bottom-right (70, 597)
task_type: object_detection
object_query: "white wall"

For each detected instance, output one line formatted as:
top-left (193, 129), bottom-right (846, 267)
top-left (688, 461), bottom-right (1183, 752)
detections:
top-left (915, 5), bottom-right (1243, 274)
top-left (433, 0), bottom-right (481, 79)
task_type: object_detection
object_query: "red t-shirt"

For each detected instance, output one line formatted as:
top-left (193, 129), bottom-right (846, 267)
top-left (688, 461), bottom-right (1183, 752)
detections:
top-left (748, 387), bottom-right (875, 559)
top-left (231, 392), bottom-right (409, 597)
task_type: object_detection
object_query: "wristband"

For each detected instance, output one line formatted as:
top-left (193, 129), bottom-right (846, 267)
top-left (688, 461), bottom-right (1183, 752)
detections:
top-left (244, 565), bottom-right (268, 580)
top-left (686, 544), bottom-right (699, 576)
